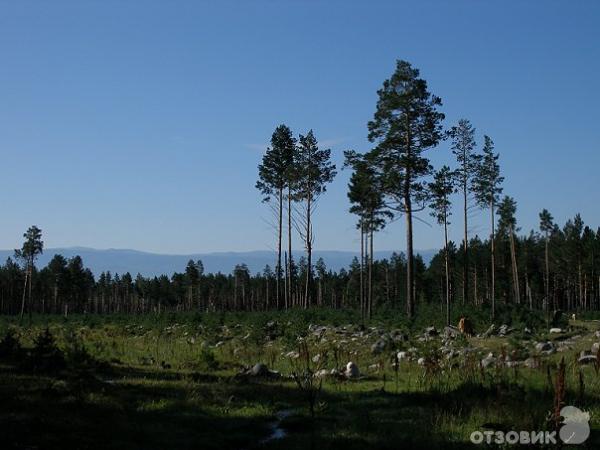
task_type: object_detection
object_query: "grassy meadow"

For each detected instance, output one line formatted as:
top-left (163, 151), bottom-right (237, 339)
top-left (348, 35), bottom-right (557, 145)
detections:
top-left (1, 307), bottom-right (599, 449)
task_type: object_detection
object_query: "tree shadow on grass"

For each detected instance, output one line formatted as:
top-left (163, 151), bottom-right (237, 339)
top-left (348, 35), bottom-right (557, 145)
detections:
top-left (1, 363), bottom-right (596, 450)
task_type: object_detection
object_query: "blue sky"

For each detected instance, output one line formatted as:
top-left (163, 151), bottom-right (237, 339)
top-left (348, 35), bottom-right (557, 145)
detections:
top-left (1, 1), bottom-right (599, 254)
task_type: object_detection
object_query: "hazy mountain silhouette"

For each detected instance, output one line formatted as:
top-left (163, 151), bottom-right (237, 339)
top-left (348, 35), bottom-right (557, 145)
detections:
top-left (0, 247), bottom-right (437, 277)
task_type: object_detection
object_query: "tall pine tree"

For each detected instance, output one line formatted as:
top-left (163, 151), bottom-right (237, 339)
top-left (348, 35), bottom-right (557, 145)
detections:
top-left (473, 136), bottom-right (503, 319)
top-left (450, 119), bottom-right (477, 305)
top-left (256, 125), bottom-right (296, 308)
top-left (367, 60), bottom-right (445, 317)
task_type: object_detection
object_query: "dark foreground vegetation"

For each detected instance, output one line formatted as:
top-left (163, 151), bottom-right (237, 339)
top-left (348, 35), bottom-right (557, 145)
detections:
top-left (1, 307), bottom-right (600, 449)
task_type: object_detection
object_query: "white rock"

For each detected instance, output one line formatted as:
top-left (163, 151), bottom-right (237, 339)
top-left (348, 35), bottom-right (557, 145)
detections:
top-left (397, 351), bottom-right (409, 361)
top-left (345, 362), bottom-right (360, 379)
top-left (535, 341), bottom-right (554, 353)
top-left (314, 369), bottom-right (329, 378)
top-left (417, 357), bottom-right (426, 366)
top-left (549, 328), bottom-right (563, 334)
top-left (481, 352), bottom-right (496, 368)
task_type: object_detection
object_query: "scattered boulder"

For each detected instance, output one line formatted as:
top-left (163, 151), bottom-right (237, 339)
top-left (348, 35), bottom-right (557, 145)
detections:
top-left (498, 324), bottom-right (511, 336)
top-left (483, 324), bottom-right (496, 338)
top-left (443, 326), bottom-right (460, 339)
top-left (344, 362), bottom-right (360, 379)
top-left (424, 326), bottom-right (438, 337)
top-left (371, 339), bottom-right (388, 355)
top-left (250, 363), bottom-right (269, 377)
top-left (444, 349), bottom-right (458, 360)
top-left (481, 352), bottom-right (496, 369)
top-left (578, 355), bottom-right (597, 365)
top-left (417, 357), bottom-right (426, 366)
top-left (240, 363), bottom-right (281, 379)
top-left (314, 369), bottom-right (329, 379)
top-left (592, 343), bottom-right (600, 353)
top-left (390, 330), bottom-right (408, 342)
top-left (535, 341), bottom-right (554, 353)
top-left (549, 328), bottom-right (563, 334)
top-left (396, 351), bottom-right (410, 361)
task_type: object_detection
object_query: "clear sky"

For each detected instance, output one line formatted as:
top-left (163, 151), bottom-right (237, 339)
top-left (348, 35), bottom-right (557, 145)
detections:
top-left (1, 1), bottom-right (599, 255)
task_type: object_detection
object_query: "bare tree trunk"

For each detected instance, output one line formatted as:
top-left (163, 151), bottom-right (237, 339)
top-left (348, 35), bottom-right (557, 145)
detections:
top-left (509, 227), bottom-right (520, 303)
top-left (287, 187), bottom-right (293, 307)
top-left (405, 198), bottom-right (414, 318)
top-left (474, 262), bottom-right (478, 305)
top-left (360, 223), bottom-right (364, 319)
top-left (490, 200), bottom-right (496, 320)
top-left (28, 261), bottom-right (33, 322)
top-left (544, 232), bottom-right (551, 311)
top-left (20, 267), bottom-right (28, 322)
top-left (304, 193), bottom-right (312, 309)
top-left (463, 179), bottom-right (468, 305)
top-left (368, 226), bottom-right (373, 319)
top-left (444, 216), bottom-right (450, 326)
top-left (277, 188), bottom-right (283, 309)
top-left (284, 251), bottom-right (289, 308)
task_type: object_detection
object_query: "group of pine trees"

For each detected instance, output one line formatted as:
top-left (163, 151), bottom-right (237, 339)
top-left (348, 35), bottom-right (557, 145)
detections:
top-left (256, 126), bottom-right (336, 310)
top-left (2, 59), bottom-right (597, 319)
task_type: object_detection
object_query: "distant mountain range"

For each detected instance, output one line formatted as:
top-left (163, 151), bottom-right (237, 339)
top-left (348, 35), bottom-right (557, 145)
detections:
top-left (0, 247), bottom-right (437, 277)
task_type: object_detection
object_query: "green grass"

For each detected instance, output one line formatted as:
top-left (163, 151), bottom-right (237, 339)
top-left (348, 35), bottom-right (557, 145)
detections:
top-left (1, 309), bottom-right (599, 449)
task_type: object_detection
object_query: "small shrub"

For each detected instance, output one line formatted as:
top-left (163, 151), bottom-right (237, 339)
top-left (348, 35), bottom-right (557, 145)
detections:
top-left (198, 348), bottom-right (219, 371)
top-left (0, 328), bottom-right (23, 361)
top-left (22, 328), bottom-right (66, 374)
top-left (63, 331), bottom-right (102, 371)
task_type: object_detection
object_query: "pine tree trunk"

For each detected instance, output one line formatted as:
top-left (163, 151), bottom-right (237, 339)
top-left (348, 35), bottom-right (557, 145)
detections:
top-left (545, 233), bottom-right (550, 311)
top-left (304, 193), bottom-right (312, 309)
top-left (490, 200), bottom-right (496, 320)
top-left (368, 226), bottom-right (373, 319)
top-left (463, 179), bottom-right (468, 305)
top-left (360, 223), bottom-right (364, 319)
top-left (444, 215), bottom-right (450, 326)
top-left (276, 188), bottom-right (282, 309)
top-left (405, 200), bottom-right (414, 318)
top-left (287, 187), bottom-right (293, 307)
top-left (28, 261), bottom-right (33, 322)
top-left (509, 227), bottom-right (520, 303)
top-left (20, 268), bottom-right (28, 322)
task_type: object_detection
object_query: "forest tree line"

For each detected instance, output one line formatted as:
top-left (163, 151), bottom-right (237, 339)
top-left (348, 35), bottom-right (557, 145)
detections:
top-left (1, 210), bottom-right (599, 318)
